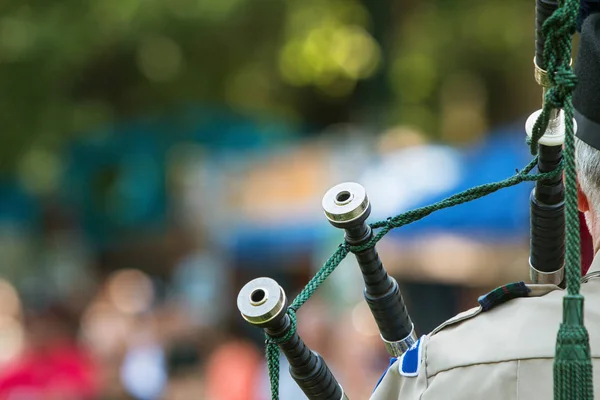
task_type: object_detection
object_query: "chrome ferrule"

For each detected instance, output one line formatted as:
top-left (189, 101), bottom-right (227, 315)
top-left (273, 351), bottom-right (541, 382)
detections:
top-left (381, 325), bottom-right (418, 357)
top-left (529, 261), bottom-right (565, 286)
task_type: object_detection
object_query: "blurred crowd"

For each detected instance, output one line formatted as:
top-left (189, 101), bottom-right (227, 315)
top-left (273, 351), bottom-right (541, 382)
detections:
top-left (0, 248), bottom-right (397, 400)
top-left (0, 185), bottom-right (481, 400)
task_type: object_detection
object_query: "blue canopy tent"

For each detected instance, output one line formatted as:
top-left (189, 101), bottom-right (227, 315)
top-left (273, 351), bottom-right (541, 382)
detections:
top-left (371, 126), bottom-right (535, 241)
top-left (228, 123), bottom-right (538, 260)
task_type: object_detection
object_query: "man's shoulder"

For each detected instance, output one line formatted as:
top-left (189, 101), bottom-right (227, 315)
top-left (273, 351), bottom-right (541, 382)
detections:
top-left (422, 282), bottom-right (564, 377)
top-left (373, 280), bottom-right (600, 400)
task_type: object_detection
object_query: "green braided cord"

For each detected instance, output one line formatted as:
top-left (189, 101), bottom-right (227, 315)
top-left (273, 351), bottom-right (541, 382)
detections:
top-left (535, 0), bottom-right (579, 295)
top-left (529, 0), bottom-right (593, 399)
top-left (265, 157), bottom-right (562, 400)
top-left (265, 246), bottom-right (349, 400)
top-left (265, 309), bottom-right (297, 400)
top-left (290, 245), bottom-right (350, 311)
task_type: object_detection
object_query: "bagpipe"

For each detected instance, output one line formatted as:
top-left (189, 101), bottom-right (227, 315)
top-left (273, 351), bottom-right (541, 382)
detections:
top-left (236, 0), bottom-right (595, 399)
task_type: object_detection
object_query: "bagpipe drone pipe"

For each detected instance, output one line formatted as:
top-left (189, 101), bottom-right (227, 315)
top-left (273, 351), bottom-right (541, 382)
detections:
top-left (235, 1), bottom-right (592, 399)
top-left (236, 181), bottom-right (415, 400)
top-left (527, 0), bottom-right (566, 287)
top-left (530, 0), bottom-right (596, 282)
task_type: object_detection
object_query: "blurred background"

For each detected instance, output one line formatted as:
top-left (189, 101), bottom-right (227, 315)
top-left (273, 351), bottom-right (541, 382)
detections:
top-left (0, 0), bottom-right (551, 399)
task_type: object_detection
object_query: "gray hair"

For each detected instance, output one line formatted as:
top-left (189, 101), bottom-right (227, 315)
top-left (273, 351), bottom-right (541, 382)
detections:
top-left (575, 136), bottom-right (600, 214)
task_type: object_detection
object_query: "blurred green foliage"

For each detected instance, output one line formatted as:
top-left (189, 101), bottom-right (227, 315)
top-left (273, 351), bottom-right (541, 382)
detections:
top-left (0, 0), bottom-right (539, 178)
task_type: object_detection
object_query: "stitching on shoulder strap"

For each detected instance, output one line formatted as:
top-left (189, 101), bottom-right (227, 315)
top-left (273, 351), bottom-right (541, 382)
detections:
top-left (430, 306), bottom-right (482, 336)
top-left (582, 271), bottom-right (600, 283)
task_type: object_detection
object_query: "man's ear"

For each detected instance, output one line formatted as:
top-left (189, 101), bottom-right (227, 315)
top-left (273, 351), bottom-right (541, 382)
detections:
top-left (578, 180), bottom-right (590, 213)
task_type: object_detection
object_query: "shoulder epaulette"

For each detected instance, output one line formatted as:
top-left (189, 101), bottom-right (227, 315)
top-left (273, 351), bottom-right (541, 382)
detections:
top-left (477, 281), bottom-right (530, 312)
top-left (430, 281), bottom-right (561, 336)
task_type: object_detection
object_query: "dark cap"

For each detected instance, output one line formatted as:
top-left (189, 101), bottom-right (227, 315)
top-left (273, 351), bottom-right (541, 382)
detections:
top-left (574, 13), bottom-right (600, 150)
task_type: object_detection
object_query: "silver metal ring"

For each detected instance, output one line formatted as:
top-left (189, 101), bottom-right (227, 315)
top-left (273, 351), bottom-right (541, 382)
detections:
top-left (322, 182), bottom-right (369, 224)
top-left (381, 325), bottom-right (418, 357)
top-left (237, 277), bottom-right (287, 326)
top-left (339, 384), bottom-right (349, 400)
top-left (529, 260), bottom-right (564, 285)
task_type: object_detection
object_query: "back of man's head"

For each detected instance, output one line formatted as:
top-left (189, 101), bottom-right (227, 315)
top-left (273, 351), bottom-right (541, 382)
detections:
top-left (574, 13), bottom-right (600, 216)
top-left (575, 139), bottom-right (600, 214)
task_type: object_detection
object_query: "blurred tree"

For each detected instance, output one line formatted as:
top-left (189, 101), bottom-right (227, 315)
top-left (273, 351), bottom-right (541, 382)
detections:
top-left (0, 0), bottom-right (539, 178)
top-left (387, 0), bottom-right (538, 141)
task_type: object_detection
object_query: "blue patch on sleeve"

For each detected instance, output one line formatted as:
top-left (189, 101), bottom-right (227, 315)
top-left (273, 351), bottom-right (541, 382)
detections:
top-left (372, 357), bottom-right (397, 393)
top-left (400, 337), bottom-right (423, 377)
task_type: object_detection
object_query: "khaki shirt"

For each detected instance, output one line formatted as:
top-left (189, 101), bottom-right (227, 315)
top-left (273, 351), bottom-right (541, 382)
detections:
top-left (371, 256), bottom-right (600, 400)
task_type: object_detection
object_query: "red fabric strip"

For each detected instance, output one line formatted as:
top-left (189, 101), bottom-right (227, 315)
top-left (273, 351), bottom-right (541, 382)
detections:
top-left (580, 212), bottom-right (594, 275)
